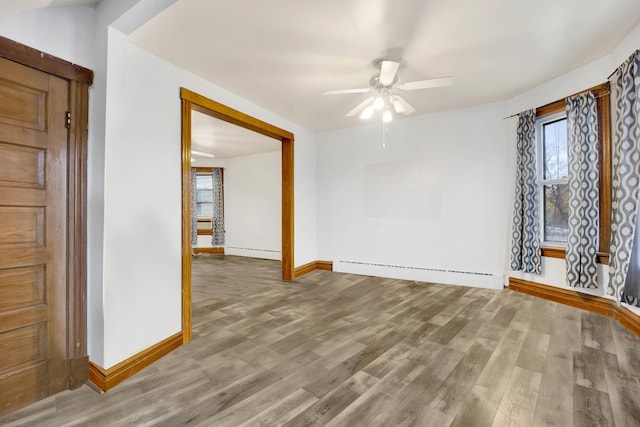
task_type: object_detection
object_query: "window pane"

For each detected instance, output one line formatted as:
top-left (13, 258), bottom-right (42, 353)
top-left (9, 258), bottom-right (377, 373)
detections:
top-left (544, 183), bottom-right (569, 242)
top-left (196, 174), bottom-right (213, 189)
top-left (196, 174), bottom-right (214, 208)
top-left (543, 119), bottom-right (568, 180)
top-left (196, 189), bottom-right (213, 203)
top-left (197, 203), bottom-right (213, 217)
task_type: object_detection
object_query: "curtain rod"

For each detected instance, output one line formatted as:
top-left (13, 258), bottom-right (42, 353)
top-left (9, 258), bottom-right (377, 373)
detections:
top-left (502, 89), bottom-right (610, 120)
top-left (608, 48), bottom-right (640, 79)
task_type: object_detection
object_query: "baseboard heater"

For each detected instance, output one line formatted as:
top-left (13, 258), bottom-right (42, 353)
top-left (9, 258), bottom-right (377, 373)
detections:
top-left (226, 246), bottom-right (280, 254)
top-left (337, 260), bottom-right (494, 277)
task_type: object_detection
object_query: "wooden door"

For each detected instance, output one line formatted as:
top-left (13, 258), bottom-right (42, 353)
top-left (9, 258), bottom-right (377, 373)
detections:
top-left (0, 57), bottom-right (70, 415)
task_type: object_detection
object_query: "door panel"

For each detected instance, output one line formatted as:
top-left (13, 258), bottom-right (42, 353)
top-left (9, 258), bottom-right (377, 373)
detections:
top-left (0, 266), bottom-right (45, 312)
top-left (0, 77), bottom-right (46, 130)
top-left (0, 323), bottom-right (46, 373)
top-left (0, 142), bottom-right (45, 187)
top-left (0, 207), bottom-right (44, 245)
top-left (0, 57), bottom-right (69, 415)
top-left (0, 363), bottom-right (48, 414)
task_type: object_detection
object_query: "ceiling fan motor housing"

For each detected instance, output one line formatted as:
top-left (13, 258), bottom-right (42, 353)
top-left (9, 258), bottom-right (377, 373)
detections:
top-left (369, 75), bottom-right (398, 90)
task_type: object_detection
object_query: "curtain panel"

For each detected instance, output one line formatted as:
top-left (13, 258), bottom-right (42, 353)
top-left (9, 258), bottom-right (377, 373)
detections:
top-left (510, 110), bottom-right (542, 274)
top-left (212, 168), bottom-right (225, 246)
top-left (190, 168), bottom-right (198, 247)
top-left (609, 49), bottom-right (640, 306)
top-left (565, 92), bottom-right (599, 288)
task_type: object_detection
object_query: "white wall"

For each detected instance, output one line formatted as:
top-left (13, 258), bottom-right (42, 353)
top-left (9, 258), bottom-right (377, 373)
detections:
top-left (99, 29), bottom-right (182, 368)
top-left (317, 103), bottom-right (511, 289)
top-left (89, 0), bottom-right (159, 370)
top-left (0, 6), bottom-right (96, 69)
top-left (191, 158), bottom-right (227, 168)
top-left (224, 151), bottom-right (282, 260)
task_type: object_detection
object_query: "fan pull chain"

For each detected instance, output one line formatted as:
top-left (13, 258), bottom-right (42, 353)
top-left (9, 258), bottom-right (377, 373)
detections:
top-left (382, 122), bottom-right (388, 148)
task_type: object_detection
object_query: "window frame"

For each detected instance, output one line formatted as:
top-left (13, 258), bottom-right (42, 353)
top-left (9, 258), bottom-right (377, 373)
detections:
top-left (536, 111), bottom-right (569, 245)
top-left (535, 82), bottom-right (611, 264)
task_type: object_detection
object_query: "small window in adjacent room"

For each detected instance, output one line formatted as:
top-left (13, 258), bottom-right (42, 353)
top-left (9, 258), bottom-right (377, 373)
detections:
top-left (537, 114), bottom-right (569, 243)
top-left (196, 171), bottom-right (214, 235)
top-left (196, 173), bottom-right (214, 217)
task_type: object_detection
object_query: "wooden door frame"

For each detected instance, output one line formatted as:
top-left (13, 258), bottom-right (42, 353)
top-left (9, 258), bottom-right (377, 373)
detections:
top-left (180, 87), bottom-right (294, 344)
top-left (0, 36), bottom-right (92, 388)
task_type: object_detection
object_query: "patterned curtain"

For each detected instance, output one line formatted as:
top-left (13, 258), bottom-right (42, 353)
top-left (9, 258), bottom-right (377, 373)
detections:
top-left (190, 168), bottom-right (198, 247)
top-left (212, 168), bottom-right (225, 246)
top-left (510, 110), bottom-right (542, 274)
top-left (609, 49), bottom-right (640, 306)
top-left (565, 92), bottom-right (599, 288)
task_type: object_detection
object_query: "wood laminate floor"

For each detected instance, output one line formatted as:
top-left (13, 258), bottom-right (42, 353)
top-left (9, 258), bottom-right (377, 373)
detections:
top-left (2, 255), bottom-right (640, 426)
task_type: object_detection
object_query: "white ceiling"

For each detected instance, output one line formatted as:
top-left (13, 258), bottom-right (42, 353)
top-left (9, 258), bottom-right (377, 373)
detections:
top-left (8, 0), bottom-right (639, 152)
top-left (0, 0), bottom-right (98, 13)
top-left (130, 0), bottom-right (640, 132)
top-left (191, 110), bottom-right (280, 159)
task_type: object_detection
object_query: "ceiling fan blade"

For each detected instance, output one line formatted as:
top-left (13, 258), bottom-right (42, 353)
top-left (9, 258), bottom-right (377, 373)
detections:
top-left (392, 95), bottom-right (415, 115)
top-left (322, 88), bottom-right (370, 95)
top-left (379, 60), bottom-right (400, 86)
top-left (398, 76), bottom-right (454, 91)
top-left (346, 96), bottom-right (375, 117)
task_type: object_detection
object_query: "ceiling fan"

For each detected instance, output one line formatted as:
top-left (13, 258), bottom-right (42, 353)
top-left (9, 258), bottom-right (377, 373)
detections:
top-left (323, 59), bottom-right (453, 122)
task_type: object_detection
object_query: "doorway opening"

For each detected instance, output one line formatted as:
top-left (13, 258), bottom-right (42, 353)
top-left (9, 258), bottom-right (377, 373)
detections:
top-left (180, 88), bottom-right (294, 344)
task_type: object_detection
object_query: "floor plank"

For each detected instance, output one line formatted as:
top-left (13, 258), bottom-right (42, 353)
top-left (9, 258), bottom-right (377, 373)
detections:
top-left (533, 356), bottom-right (574, 426)
top-left (491, 366), bottom-right (542, 427)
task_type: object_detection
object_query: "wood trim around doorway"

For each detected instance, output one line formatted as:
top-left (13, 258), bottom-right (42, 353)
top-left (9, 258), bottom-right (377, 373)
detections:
top-left (67, 80), bottom-right (91, 389)
top-left (180, 87), bottom-right (295, 345)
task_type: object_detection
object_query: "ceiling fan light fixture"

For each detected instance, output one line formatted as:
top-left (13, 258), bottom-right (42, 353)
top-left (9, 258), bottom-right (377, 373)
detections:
top-left (382, 108), bottom-right (393, 123)
top-left (392, 98), bottom-right (405, 113)
top-left (359, 105), bottom-right (374, 120)
top-left (391, 95), bottom-right (416, 115)
top-left (373, 96), bottom-right (385, 110)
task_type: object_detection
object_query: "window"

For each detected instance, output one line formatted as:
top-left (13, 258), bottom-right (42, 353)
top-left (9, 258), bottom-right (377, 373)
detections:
top-left (195, 169), bottom-right (214, 235)
top-left (196, 174), bottom-right (214, 217)
top-left (535, 82), bottom-right (611, 262)
top-left (537, 114), bottom-right (569, 243)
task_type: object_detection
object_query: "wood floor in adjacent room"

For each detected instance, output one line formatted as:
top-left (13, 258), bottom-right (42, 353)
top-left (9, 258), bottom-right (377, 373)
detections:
top-left (2, 256), bottom-right (640, 426)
